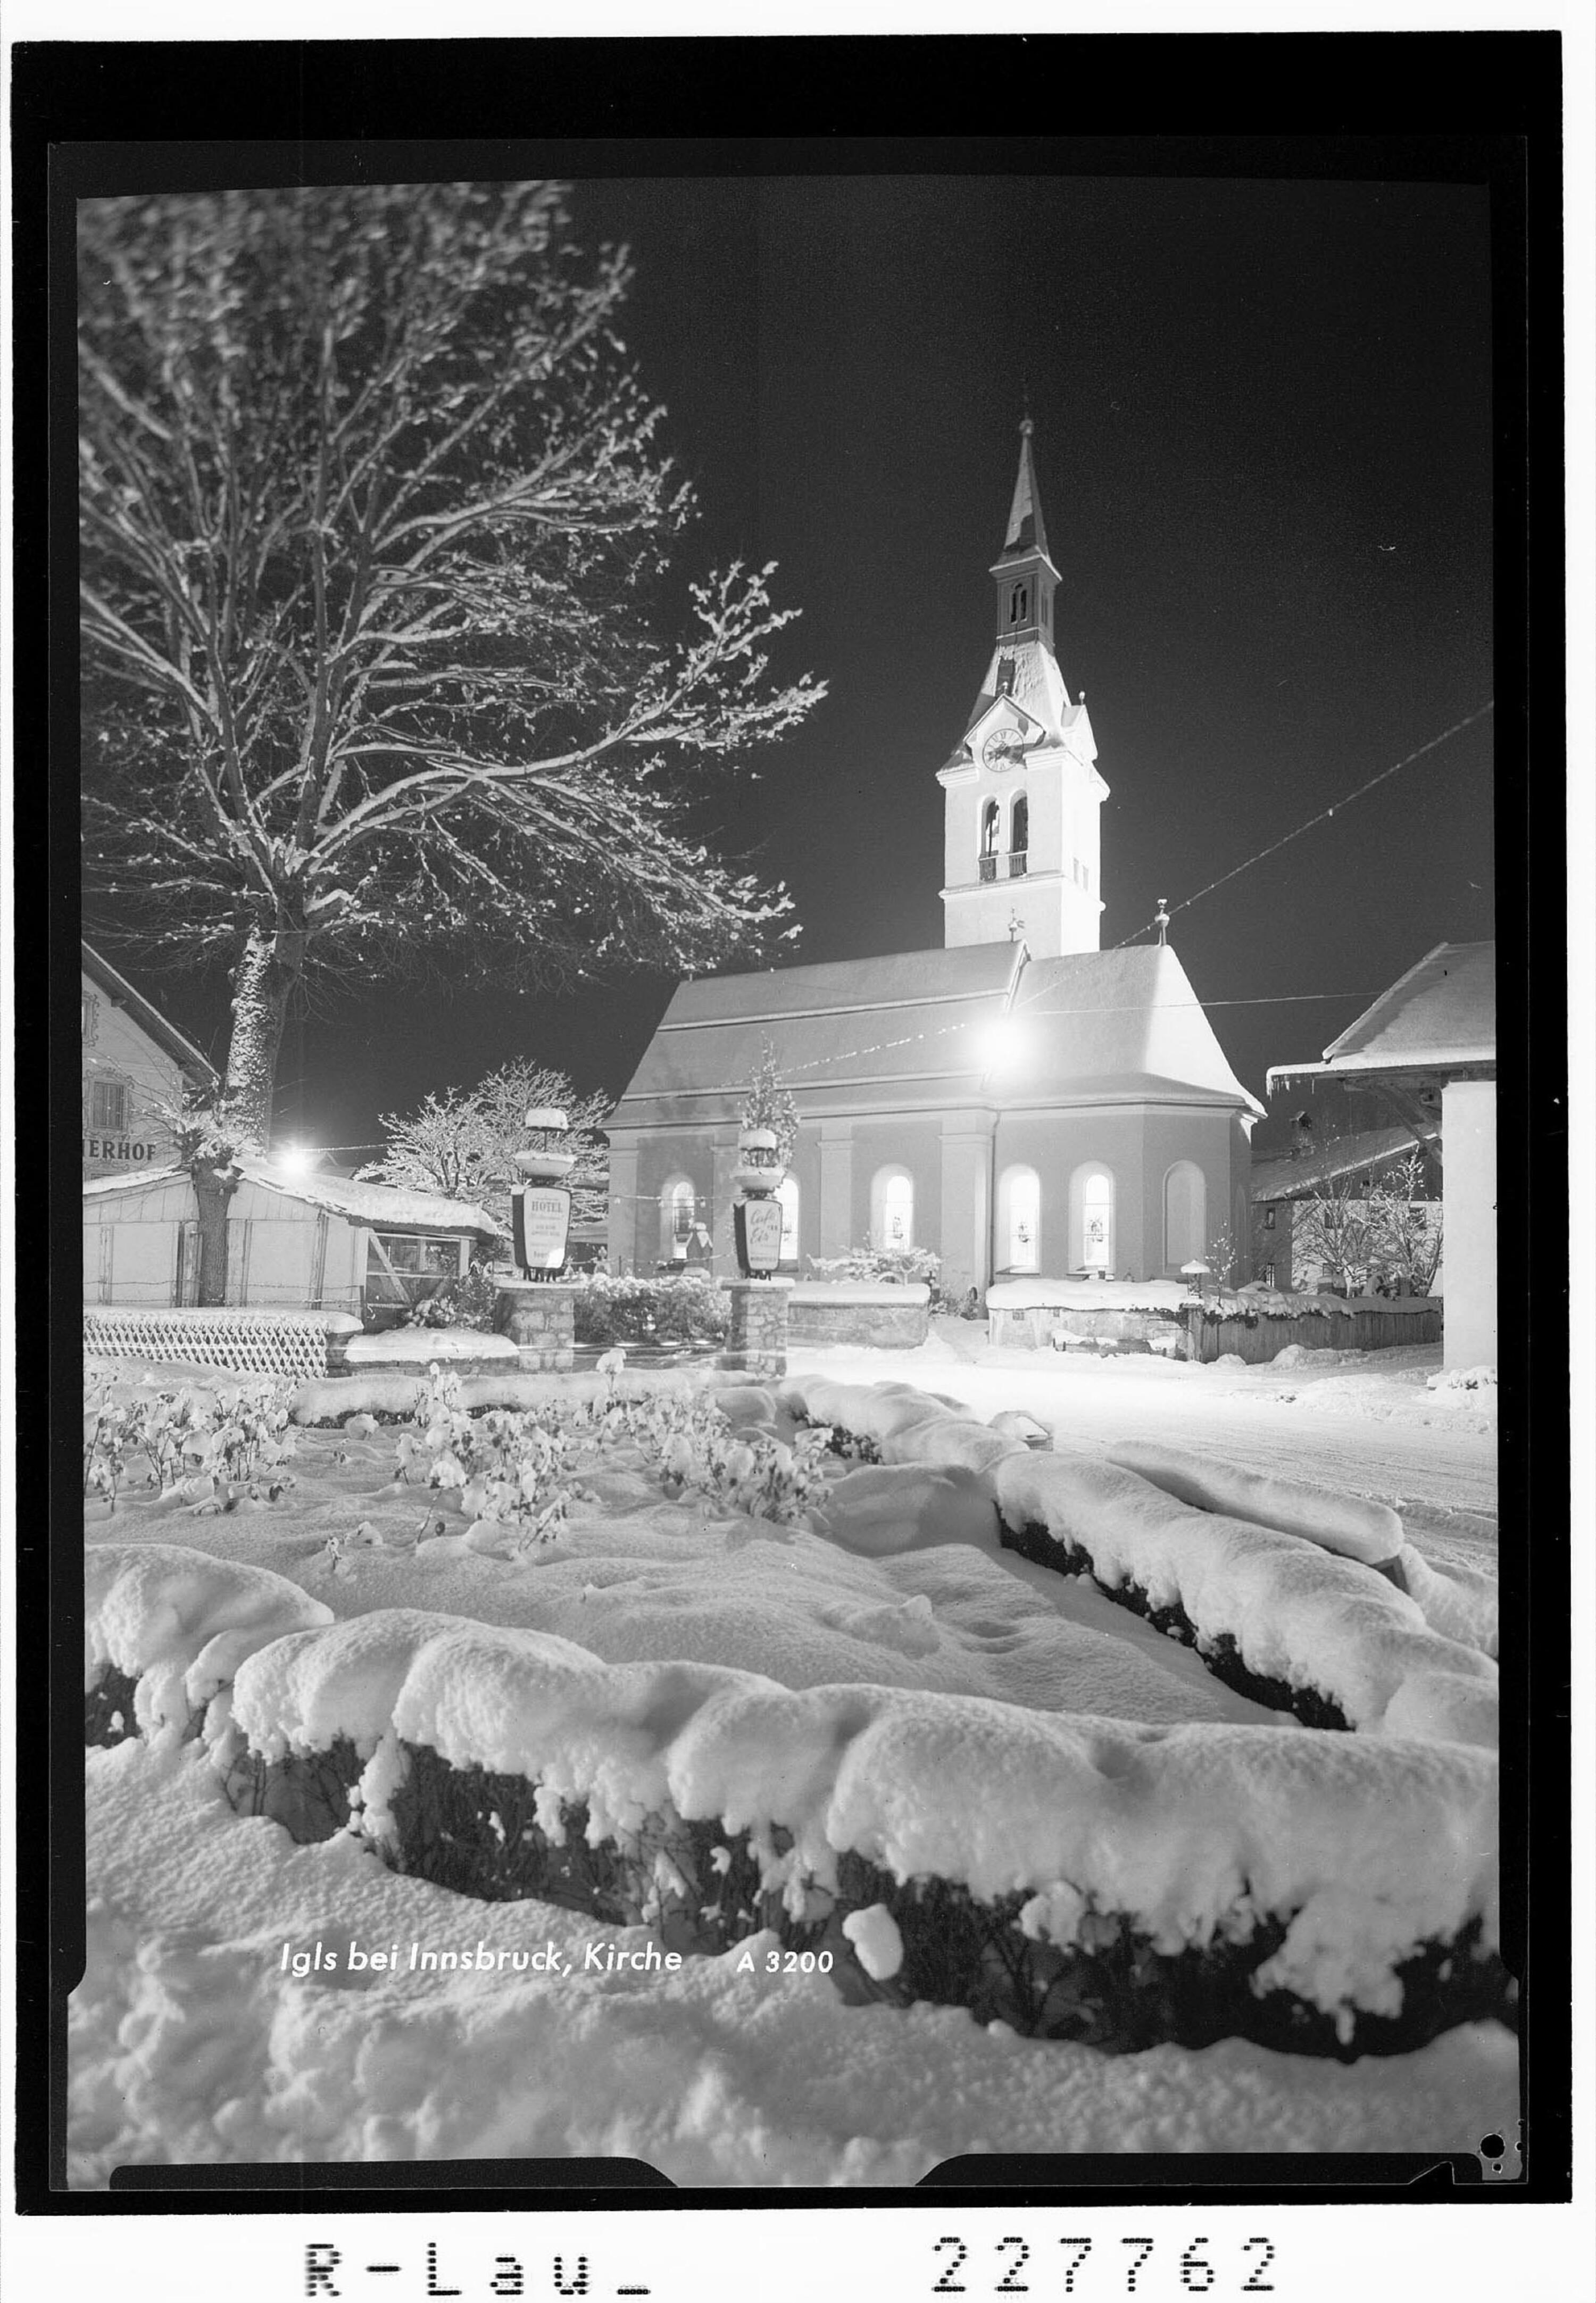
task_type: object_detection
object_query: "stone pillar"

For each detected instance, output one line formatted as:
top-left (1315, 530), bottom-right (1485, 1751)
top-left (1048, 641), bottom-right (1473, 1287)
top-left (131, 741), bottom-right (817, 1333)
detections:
top-left (818, 1121), bottom-right (855, 1258)
top-left (940, 1117), bottom-right (994, 1300)
top-left (718, 1278), bottom-right (794, 1378)
top-left (1440, 1078), bottom-right (1496, 1369)
top-left (494, 1278), bottom-right (578, 1372)
top-left (605, 1135), bottom-right (641, 1276)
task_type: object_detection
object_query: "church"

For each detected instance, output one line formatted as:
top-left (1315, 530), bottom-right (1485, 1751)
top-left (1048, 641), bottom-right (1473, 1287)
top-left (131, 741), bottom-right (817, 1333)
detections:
top-left (606, 425), bottom-right (1262, 1300)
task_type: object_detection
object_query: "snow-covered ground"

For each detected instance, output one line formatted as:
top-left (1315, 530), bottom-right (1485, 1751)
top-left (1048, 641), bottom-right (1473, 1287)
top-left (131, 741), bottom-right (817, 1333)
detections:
top-left (74, 1329), bottom-right (1504, 2185)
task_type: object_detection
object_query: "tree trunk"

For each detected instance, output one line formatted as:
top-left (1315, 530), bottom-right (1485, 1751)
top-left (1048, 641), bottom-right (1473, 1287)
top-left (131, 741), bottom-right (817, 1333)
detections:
top-left (221, 923), bottom-right (299, 1149)
top-left (190, 922), bottom-right (301, 1305)
top-left (193, 1160), bottom-right (239, 1308)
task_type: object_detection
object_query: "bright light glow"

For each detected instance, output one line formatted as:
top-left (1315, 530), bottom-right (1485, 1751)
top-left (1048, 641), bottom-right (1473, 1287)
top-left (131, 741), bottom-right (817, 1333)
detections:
top-left (983, 1016), bottom-right (1027, 1071)
top-left (276, 1143), bottom-right (315, 1174)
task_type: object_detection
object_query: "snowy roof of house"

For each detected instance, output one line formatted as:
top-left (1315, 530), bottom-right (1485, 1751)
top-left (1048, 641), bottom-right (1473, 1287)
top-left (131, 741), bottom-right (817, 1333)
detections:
top-left (1249, 1125), bottom-right (1439, 1206)
top-left (233, 1158), bottom-right (502, 1235)
top-left (613, 940), bottom-right (1261, 1131)
top-left (82, 1165), bottom-right (187, 1198)
top-left (1268, 943), bottom-right (1495, 1087)
top-left (80, 942), bottom-right (219, 1083)
top-left (82, 1157), bottom-right (501, 1237)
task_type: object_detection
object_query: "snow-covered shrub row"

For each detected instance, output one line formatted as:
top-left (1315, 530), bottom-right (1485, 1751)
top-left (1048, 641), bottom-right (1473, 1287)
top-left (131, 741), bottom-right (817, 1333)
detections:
top-left (84, 1374), bottom-right (300, 1515)
top-left (288, 1362), bottom-right (715, 1427)
top-left (778, 1376), bottom-right (1497, 1726)
top-left (386, 1362), bottom-right (834, 1543)
top-left (1107, 1443), bottom-right (1404, 1569)
top-left (779, 1376), bottom-right (1021, 1477)
top-left (571, 1270), bottom-right (729, 1349)
top-left (994, 1453), bottom-right (1497, 1747)
top-left (217, 1609), bottom-right (1508, 2054)
top-left (84, 1543), bottom-right (332, 1744)
top-left (1105, 1443), bottom-right (1497, 1659)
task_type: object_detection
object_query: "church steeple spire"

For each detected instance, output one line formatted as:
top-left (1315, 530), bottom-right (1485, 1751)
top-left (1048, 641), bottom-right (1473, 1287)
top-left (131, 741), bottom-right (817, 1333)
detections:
top-left (938, 418), bottom-right (1109, 960)
top-left (1001, 416), bottom-right (1051, 560)
top-left (991, 417), bottom-right (1060, 656)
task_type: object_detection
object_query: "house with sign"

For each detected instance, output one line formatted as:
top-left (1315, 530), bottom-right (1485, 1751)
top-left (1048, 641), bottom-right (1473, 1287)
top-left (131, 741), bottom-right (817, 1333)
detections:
top-left (83, 1155), bottom-right (503, 1319)
top-left (81, 941), bottom-right (219, 1179)
top-left (608, 424), bottom-right (1262, 1297)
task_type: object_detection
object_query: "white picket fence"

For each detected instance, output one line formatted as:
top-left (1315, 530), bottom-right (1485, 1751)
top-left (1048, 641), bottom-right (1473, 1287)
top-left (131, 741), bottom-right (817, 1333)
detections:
top-left (82, 1305), bottom-right (357, 1381)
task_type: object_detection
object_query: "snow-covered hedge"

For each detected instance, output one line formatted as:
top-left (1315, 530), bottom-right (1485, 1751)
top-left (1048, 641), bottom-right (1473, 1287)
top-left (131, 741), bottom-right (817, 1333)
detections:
top-left (215, 1608), bottom-right (1507, 2056)
top-left (994, 1452), bottom-right (1497, 1745)
top-left (1105, 1443), bottom-right (1497, 1657)
top-left (777, 1375), bottom-right (1498, 1731)
top-left (779, 1376), bottom-right (1021, 1477)
top-left (84, 1543), bottom-right (332, 1743)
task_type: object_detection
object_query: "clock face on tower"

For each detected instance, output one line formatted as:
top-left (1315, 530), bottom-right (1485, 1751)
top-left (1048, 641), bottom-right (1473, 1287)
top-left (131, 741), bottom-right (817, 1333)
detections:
top-left (982, 726), bottom-right (1025, 769)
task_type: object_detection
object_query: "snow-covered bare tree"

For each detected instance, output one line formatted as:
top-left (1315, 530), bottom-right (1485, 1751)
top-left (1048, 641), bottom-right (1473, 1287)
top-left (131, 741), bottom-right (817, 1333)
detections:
top-left (80, 181), bottom-right (822, 1298)
top-left (1366, 1150), bottom-right (1443, 1296)
top-left (357, 1060), bottom-right (610, 1232)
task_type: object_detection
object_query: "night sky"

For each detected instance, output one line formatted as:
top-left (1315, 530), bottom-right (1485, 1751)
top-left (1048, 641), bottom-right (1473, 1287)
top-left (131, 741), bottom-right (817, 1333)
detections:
top-left (116, 167), bottom-right (1497, 1162)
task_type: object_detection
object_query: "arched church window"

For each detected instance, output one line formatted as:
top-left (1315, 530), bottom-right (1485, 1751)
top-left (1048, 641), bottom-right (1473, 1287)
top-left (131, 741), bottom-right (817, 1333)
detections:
top-left (871, 1165), bottom-right (914, 1252)
top-left (1010, 794), bottom-right (1028, 877)
top-left (776, 1175), bottom-right (800, 1265)
top-left (662, 1177), bottom-right (696, 1263)
top-left (980, 800), bottom-right (1000, 882)
top-left (999, 1165), bottom-right (1040, 1271)
top-left (1009, 583), bottom-right (1028, 625)
top-left (1163, 1161), bottom-right (1207, 1271)
top-left (1072, 1166), bottom-right (1113, 1274)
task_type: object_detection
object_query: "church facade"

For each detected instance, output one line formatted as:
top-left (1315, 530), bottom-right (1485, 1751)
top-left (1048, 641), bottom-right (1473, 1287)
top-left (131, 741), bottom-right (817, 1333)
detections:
top-left (606, 426), bottom-right (1261, 1298)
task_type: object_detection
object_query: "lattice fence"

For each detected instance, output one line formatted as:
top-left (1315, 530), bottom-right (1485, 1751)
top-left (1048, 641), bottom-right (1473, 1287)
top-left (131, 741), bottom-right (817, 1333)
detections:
top-left (83, 1307), bottom-right (332, 1379)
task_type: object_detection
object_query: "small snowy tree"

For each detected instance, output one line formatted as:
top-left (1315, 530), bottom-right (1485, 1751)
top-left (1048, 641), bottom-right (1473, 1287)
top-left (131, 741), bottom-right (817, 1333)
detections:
top-left (358, 1060), bottom-right (610, 1233)
top-left (80, 182), bottom-right (822, 1298)
top-left (738, 1035), bottom-right (800, 1168)
top-left (1290, 1167), bottom-right (1382, 1295)
top-left (1366, 1150), bottom-right (1443, 1296)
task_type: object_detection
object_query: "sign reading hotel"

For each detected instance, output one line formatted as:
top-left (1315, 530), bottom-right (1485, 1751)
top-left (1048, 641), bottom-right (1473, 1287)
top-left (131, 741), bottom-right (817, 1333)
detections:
top-left (513, 1185), bottom-right (571, 1275)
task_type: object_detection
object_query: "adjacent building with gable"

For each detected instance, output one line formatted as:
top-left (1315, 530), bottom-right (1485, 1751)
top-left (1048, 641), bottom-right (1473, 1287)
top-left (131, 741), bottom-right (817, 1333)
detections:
top-left (608, 425), bottom-right (1262, 1299)
top-left (81, 941), bottom-right (220, 1179)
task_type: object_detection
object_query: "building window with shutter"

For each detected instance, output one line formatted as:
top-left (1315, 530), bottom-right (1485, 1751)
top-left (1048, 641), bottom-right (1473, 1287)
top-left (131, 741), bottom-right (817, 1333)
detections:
top-left (89, 1078), bottom-right (130, 1134)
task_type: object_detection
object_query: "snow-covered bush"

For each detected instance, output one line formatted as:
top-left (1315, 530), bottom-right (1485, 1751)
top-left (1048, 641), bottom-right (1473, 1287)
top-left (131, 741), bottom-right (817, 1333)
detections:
top-left (602, 1392), bottom-right (833, 1527)
top-left (83, 1375), bottom-right (298, 1514)
top-left (572, 1270), bottom-right (729, 1349)
top-left (807, 1241), bottom-right (945, 1296)
top-left (85, 1543), bottom-right (332, 1742)
top-left (403, 1261), bottom-right (502, 1333)
top-left (994, 1451), bottom-right (1497, 1744)
top-left (393, 1363), bottom-right (596, 1547)
top-left (220, 1611), bottom-right (1510, 2057)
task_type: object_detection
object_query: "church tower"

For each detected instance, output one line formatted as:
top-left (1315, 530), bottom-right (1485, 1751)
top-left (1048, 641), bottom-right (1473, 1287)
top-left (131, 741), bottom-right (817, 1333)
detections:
top-left (938, 421), bottom-right (1108, 955)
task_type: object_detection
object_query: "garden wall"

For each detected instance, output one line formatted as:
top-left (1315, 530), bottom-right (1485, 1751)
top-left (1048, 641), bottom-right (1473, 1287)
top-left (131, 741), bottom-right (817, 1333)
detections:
top-left (786, 1282), bottom-right (930, 1349)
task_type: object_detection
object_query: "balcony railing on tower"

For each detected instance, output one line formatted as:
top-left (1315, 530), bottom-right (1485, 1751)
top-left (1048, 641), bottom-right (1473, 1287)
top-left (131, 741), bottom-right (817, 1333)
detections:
top-left (1008, 849), bottom-right (1028, 878)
